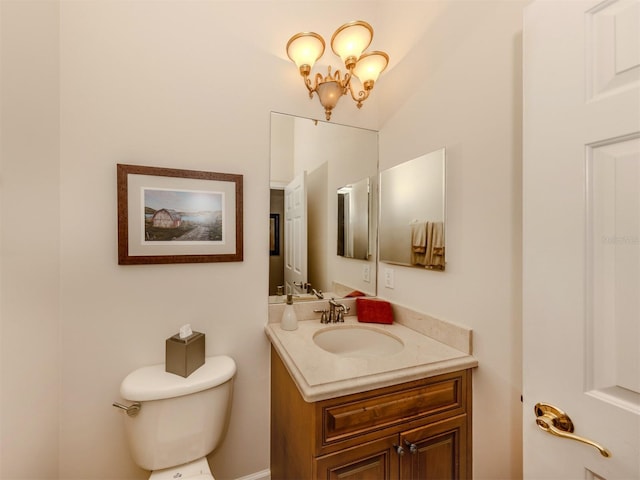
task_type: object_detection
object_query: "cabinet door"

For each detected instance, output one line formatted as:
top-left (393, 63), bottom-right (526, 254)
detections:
top-left (399, 415), bottom-right (468, 480)
top-left (315, 434), bottom-right (400, 480)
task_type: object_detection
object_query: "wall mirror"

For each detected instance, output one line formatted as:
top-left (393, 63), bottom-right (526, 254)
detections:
top-left (379, 148), bottom-right (446, 271)
top-left (269, 112), bottom-right (378, 302)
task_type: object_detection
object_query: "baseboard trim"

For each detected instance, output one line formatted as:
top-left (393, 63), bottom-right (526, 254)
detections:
top-left (234, 468), bottom-right (270, 480)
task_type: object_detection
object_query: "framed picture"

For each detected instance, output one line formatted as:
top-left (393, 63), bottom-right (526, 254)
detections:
top-left (269, 213), bottom-right (280, 256)
top-left (117, 164), bottom-right (243, 265)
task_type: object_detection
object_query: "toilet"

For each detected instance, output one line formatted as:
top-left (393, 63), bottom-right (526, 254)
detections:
top-left (114, 355), bottom-right (236, 479)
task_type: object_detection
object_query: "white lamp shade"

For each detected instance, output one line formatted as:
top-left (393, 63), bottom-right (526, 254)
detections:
top-left (353, 51), bottom-right (389, 83)
top-left (330, 21), bottom-right (373, 63)
top-left (286, 32), bottom-right (325, 69)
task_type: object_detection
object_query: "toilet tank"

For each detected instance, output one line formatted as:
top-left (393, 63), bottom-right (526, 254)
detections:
top-left (119, 355), bottom-right (236, 471)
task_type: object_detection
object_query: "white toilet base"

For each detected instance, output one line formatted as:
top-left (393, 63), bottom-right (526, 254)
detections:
top-left (149, 456), bottom-right (213, 480)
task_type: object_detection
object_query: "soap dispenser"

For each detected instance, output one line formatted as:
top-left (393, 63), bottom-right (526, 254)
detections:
top-left (281, 294), bottom-right (298, 331)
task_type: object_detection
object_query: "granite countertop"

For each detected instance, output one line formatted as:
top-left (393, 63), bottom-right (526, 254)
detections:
top-left (265, 314), bottom-right (478, 402)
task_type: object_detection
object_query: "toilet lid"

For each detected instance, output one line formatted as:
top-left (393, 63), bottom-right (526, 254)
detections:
top-left (121, 355), bottom-right (236, 401)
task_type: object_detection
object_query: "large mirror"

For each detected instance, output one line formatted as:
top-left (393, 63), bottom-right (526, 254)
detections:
top-left (269, 112), bottom-right (378, 302)
top-left (379, 148), bottom-right (446, 270)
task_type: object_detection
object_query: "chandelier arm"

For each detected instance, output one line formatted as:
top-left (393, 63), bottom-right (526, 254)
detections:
top-left (303, 76), bottom-right (313, 92)
top-left (299, 73), bottom-right (320, 99)
top-left (306, 72), bottom-right (328, 98)
top-left (347, 82), bottom-right (371, 108)
top-left (339, 70), bottom-right (353, 93)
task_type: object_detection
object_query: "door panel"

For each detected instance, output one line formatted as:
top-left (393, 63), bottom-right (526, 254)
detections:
top-left (400, 415), bottom-right (468, 480)
top-left (284, 171), bottom-right (307, 294)
top-left (314, 435), bottom-right (399, 480)
top-left (523, 0), bottom-right (640, 478)
top-left (587, 135), bottom-right (640, 409)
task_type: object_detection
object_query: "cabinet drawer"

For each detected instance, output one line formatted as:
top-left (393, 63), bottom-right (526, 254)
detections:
top-left (321, 372), bottom-right (466, 445)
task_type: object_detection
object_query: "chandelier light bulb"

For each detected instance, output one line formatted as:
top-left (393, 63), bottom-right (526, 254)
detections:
top-left (286, 32), bottom-right (325, 70)
top-left (353, 51), bottom-right (389, 84)
top-left (331, 21), bottom-right (373, 66)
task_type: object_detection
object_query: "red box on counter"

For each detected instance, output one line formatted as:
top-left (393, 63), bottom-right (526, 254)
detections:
top-left (356, 298), bottom-right (394, 324)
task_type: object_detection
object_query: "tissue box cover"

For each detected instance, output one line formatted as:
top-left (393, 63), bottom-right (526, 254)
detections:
top-left (165, 332), bottom-right (205, 377)
top-left (356, 298), bottom-right (394, 324)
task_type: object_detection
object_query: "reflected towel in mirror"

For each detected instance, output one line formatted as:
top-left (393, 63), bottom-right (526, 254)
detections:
top-left (410, 221), bottom-right (445, 269)
top-left (425, 221), bottom-right (445, 269)
top-left (410, 221), bottom-right (428, 265)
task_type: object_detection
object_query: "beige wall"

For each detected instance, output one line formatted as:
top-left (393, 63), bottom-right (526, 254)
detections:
top-left (1, 1), bottom-right (61, 478)
top-left (1, 1), bottom-right (524, 479)
top-left (1, 2), bottom-right (378, 479)
top-left (376, 2), bottom-right (525, 479)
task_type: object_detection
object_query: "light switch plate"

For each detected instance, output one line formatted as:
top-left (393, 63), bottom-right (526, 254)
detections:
top-left (362, 264), bottom-right (371, 283)
top-left (384, 268), bottom-right (394, 289)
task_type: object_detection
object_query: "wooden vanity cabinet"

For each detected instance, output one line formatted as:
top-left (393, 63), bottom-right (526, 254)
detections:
top-left (270, 346), bottom-right (472, 480)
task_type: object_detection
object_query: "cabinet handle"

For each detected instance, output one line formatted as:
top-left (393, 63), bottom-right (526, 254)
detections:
top-left (404, 439), bottom-right (418, 454)
top-left (393, 444), bottom-right (405, 456)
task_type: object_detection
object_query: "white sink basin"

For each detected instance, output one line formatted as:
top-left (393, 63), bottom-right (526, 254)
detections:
top-left (313, 325), bottom-right (404, 358)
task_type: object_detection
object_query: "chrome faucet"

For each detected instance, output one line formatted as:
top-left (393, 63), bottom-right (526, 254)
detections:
top-left (328, 298), bottom-right (350, 323)
top-left (312, 288), bottom-right (324, 299)
top-left (314, 299), bottom-right (350, 324)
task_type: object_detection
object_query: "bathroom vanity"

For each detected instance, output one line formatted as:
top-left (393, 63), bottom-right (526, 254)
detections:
top-left (271, 349), bottom-right (471, 479)
top-left (266, 304), bottom-right (477, 480)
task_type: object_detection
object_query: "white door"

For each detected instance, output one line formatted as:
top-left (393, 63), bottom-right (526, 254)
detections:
top-left (523, 1), bottom-right (640, 479)
top-left (284, 172), bottom-right (307, 295)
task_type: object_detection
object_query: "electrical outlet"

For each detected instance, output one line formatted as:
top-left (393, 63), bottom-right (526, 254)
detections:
top-left (362, 264), bottom-right (371, 283)
top-left (384, 268), bottom-right (394, 289)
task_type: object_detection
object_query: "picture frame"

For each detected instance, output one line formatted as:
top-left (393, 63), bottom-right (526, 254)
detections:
top-left (269, 213), bottom-right (280, 256)
top-left (117, 164), bottom-right (243, 265)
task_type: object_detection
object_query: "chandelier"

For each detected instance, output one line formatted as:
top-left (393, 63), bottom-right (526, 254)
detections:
top-left (286, 20), bottom-right (389, 121)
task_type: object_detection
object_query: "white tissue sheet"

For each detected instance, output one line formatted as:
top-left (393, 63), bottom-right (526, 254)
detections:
top-left (179, 324), bottom-right (193, 339)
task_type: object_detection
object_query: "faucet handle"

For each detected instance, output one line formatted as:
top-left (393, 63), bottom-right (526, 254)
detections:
top-left (314, 309), bottom-right (330, 324)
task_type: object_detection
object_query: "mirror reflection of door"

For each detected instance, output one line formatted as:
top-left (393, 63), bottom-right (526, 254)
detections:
top-left (284, 172), bottom-right (307, 295)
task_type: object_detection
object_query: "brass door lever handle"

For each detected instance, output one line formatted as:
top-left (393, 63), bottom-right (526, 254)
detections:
top-left (534, 403), bottom-right (611, 458)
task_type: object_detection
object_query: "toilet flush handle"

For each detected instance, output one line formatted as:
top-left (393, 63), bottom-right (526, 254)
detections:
top-left (112, 401), bottom-right (141, 417)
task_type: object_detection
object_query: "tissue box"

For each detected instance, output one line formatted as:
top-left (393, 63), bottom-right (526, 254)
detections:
top-left (356, 298), bottom-right (394, 324)
top-left (165, 332), bottom-right (205, 377)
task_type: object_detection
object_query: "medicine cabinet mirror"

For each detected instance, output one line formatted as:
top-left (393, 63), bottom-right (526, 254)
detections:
top-left (379, 148), bottom-right (446, 271)
top-left (269, 112), bottom-right (378, 302)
